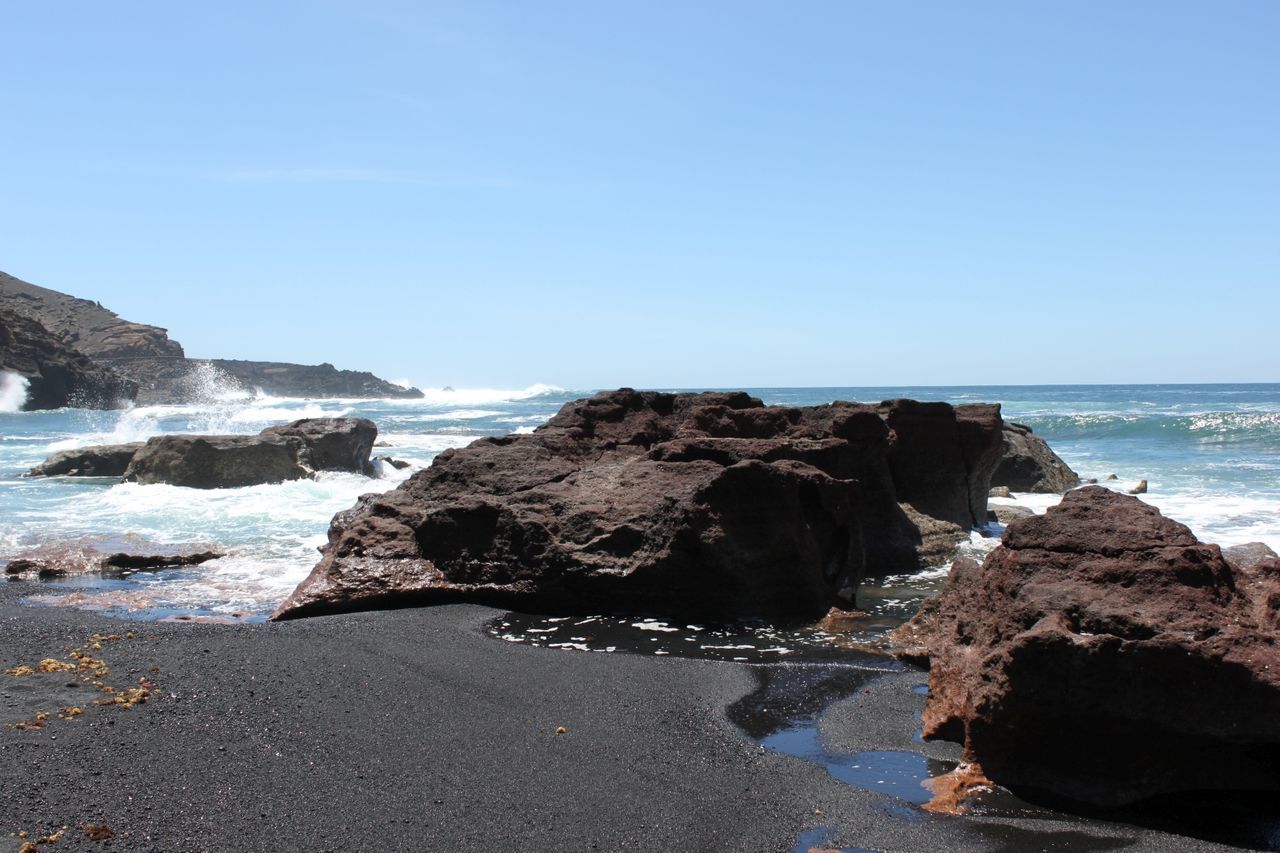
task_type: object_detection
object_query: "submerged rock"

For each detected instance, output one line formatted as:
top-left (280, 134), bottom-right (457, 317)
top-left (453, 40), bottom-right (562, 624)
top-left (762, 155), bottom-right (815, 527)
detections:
top-left (896, 486), bottom-right (1280, 807)
top-left (26, 442), bottom-right (145, 477)
top-left (4, 537), bottom-right (222, 578)
top-left (274, 389), bottom-right (1005, 622)
top-left (0, 308), bottom-right (137, 410)
top-left (122, 417), bottom-right (378, 488)
top-left (989, 422), bottom-right (1079, 493)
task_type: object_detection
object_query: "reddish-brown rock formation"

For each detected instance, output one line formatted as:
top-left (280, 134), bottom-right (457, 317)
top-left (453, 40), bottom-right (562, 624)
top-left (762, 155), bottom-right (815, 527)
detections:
top-left (274, 389), bottom-right (1004, 622)
top-left (896, 486), bottom-right (1280, 806)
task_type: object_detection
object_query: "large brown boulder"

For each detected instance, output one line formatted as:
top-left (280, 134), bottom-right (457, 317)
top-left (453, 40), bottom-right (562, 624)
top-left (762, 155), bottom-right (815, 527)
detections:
top-left (119, 417), bottom-right (378, 489)
top-left (274, 389), bottom-right (1005, 621)
top-left (990, 422), bottom-right (1080, 493)
top-left (0, 309), bottom-right (137, 410)
top-left (896, 486), bottom-right (1280, 806)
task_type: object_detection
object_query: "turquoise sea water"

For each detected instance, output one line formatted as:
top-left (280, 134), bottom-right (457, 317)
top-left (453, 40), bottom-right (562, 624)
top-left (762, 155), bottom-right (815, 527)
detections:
top-left (1, 382), bottom-right (1278, 620)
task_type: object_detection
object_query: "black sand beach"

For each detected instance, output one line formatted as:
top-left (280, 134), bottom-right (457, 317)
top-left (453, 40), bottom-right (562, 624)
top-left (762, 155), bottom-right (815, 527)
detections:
top-left (0, 583), bottom-right (1244, 852)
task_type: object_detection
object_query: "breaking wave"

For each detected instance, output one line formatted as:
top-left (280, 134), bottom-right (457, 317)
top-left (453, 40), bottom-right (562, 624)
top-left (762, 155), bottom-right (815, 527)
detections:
top-left (0, 371), bottom-right (30, 412)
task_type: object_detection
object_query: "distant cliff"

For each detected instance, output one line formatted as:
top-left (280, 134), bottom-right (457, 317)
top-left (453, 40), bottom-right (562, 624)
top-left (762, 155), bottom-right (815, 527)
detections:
top-left (0, 271), bottom-right (184, 359)
top-left (0, 308), bottom-right (137, 410)
top-left (105, 358), bottom-right (423, 404)
top-left (1, 270), bottom-right (423, 404)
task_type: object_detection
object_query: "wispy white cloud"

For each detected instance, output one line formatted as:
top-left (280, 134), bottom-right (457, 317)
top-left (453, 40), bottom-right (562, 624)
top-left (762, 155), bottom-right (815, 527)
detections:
top-left (212, 168), bottom-right (515, 188)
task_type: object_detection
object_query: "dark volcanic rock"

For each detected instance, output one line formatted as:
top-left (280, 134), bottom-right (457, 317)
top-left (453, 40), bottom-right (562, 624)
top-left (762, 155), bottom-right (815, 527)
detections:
top-left (26, 442), bottom-right (144, 477)
top-left (105, 357), bottom-right (423, 403)
top-left (0, 308), bottom-right (138, 410)
top-left (4, 537), bottom-right (222, 578)
top-left (879, 400), bottom-right (1005, 527)
top-left (1, 270), bottom-right (183, 359)
top-left (896, 486), bottom-right (1280, 807)
top-left (122, 417), bottom-right (378, 489)
top-left (274, 389), bottom-right (1005, 621)
top-left (990, 422), bottom-right (1080, 493)
top-left (124, 434), bottom-right (312, 489)
top-left (262, 417), bottom-right (377, 473)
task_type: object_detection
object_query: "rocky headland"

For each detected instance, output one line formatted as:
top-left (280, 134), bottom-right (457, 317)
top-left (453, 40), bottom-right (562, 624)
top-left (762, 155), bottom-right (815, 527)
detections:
top-left (0, 270), bottom-right (421, 406)
top-left (895, 486), bottom-right (1280, 807)
top-left (274, 389), bottom-right (1006, 621)
top-left (103, 357), bottom-right (422, 404)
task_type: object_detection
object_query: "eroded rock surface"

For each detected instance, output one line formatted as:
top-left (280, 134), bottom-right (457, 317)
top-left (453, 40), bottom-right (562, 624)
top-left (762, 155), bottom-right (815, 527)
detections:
top-left (896, 486), bottom-right (1280, 806)
top-left (275, 389), bottom-right (1004, 622)
top-left (990, 422), bottom-right (1079, 493)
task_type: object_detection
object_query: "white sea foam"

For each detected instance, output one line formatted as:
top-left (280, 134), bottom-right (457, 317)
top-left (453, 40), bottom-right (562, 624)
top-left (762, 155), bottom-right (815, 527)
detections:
top-left (438, 409), bottom-right (505, 420)
top-left (0, 371), bottom-right (30, 413)
top-left (413, 383), bottom-right (566, 407)
top-left (377, 432), bottom-right (481, 453)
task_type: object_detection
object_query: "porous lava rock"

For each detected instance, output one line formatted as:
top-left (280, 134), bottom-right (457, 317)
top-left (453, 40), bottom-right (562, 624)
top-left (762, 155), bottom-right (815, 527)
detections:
top-left (896, 486), bottom-right (1280, 806)
top-left (274, 389), bottom-right (1005, 622)
top-left (27, 443), bottom-right (145, 478)
top-left (0, 309), bottom-right (137, 410)
top-left (116, 417), bottom-right (378, 489)
top-left (990, 422), bottom-right (1080, 493)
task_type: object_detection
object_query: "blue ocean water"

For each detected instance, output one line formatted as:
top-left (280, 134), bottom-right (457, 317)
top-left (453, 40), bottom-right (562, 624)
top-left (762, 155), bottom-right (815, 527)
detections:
top-left (1, 381), bottom-right (1278, 621)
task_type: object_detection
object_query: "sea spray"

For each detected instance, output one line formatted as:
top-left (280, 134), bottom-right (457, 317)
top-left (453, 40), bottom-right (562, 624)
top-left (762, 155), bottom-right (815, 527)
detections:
top-left (0, 371), bottom-right (30, 412)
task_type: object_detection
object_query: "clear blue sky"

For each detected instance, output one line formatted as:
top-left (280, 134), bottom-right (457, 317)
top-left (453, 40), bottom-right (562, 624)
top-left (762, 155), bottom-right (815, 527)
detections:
top-left (2, 1), bottom-right (1277, 389)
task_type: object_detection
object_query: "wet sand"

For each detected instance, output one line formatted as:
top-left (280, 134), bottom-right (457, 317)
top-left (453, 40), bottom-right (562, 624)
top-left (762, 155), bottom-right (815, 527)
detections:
top-left (0, 584), bottom-right (1241, 852)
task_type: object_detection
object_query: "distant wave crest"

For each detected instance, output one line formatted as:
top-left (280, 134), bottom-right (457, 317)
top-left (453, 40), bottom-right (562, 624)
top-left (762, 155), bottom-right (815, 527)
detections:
top-left (1027, 410), bottom-right (1280, 445)
top-left (414, 383), bottom-right (567, 407)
